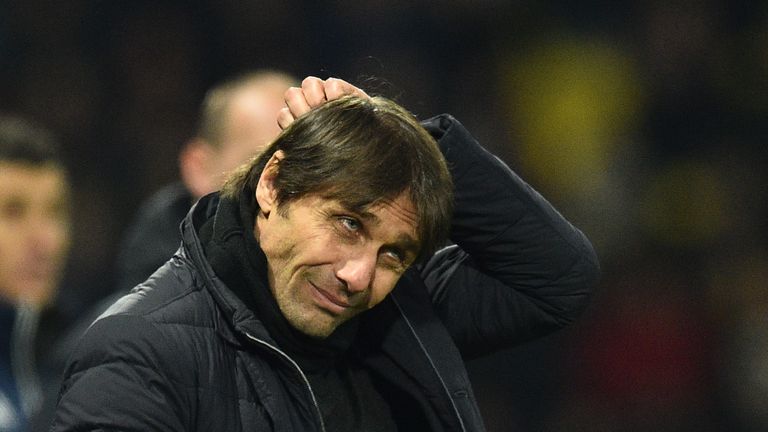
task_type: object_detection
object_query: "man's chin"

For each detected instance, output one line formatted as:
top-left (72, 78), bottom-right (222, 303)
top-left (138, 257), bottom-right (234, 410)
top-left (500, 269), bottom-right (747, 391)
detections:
top-left (288, 314), bottom-right (341, 339)
top-left (3, 281), bottom-right (56, 307)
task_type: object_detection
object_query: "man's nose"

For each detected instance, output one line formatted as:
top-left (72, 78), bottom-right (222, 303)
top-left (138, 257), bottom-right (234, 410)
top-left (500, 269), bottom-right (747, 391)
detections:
top-left (335, 253), bottom-right (376, 294)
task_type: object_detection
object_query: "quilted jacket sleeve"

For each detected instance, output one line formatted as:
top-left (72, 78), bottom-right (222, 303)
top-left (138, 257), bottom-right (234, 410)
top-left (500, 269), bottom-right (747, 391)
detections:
top-left (419, 114), bottom-right (600, 359)
top-left (51, 314), bottom-right (191, 431)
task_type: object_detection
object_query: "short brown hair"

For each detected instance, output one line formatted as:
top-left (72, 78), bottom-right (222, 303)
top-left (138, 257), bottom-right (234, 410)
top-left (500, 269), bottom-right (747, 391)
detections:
top-left (0, 115), bottom-right (63, 166)
top-left (222, 95), bottom-right (453, 262)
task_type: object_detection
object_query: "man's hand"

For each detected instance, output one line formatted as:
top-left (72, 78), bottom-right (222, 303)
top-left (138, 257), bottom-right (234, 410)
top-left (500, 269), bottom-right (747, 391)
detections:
top-left (278, 77), bottom-right (370, 129)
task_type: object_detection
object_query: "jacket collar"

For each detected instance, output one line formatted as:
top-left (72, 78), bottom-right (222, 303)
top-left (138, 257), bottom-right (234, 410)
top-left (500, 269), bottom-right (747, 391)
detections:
top-left (359, 272), bottom-right (479, 432)
top-left (179, 192), bottom-right (274, 346)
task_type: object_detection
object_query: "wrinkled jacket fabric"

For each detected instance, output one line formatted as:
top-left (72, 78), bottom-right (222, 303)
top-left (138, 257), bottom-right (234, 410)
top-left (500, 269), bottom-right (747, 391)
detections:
top-left (53, 114), bottom-right (599, 431)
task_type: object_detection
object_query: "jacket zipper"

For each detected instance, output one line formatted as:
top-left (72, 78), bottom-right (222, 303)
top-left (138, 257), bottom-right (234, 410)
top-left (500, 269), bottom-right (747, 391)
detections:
top-left (243, 332), bottom-right (327, 432)
top-left (390, 296), bottom-right (469, 432)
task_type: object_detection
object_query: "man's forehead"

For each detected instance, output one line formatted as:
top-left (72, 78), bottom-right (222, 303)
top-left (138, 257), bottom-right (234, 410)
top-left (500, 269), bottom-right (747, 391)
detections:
top-left (0, 162), bottom-right (68, 193)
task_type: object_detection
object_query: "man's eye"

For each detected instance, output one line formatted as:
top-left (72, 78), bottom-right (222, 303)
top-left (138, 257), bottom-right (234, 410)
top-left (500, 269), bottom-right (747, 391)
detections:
top-left (382, 248), bottom-right (407, 268)
top-left (339, 217), bottom-right (361, 232)
top-left (386, 250), bottom-right (405, 263)
top-left (0, 199), bottom-right (26, 220)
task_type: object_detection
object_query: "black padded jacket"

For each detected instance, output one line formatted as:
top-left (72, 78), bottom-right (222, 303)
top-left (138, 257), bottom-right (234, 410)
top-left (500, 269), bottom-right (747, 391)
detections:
top-left (52, 114), bottom-right (599, 431)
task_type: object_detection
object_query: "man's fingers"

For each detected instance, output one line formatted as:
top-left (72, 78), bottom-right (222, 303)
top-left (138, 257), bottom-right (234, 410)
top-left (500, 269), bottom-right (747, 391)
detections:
top-left (323, 78), bottom-right (370, 101)
top-left (277, 107), bottom-right (295, 129)
top-left (279, 77), bottom-right (371, 130)
top-left (284, 86), bottom-right (312, 119)
top-left (301, 76), bottom-right (327, 108)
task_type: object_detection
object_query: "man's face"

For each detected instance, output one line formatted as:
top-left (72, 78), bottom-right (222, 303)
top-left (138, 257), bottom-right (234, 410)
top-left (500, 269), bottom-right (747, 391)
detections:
top-left (0, 162), bottom-right (71, 306)
top-left (255, 188), bottom-right (420, 339)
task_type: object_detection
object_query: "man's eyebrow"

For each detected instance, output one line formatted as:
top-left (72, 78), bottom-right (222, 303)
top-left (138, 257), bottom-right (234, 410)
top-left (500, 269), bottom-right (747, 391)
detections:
top-left (394, 234), bottom-right (421, 256)
top-left (357, 210), bottom-right (380, 224)
top-left (356, 210), bottom-right (421, 255)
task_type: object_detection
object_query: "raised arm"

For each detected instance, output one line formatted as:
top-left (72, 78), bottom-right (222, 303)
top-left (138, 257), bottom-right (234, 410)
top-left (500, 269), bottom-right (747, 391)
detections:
top-left (419, 114), bottom-right (600, 359)
top-left (278, 77), bottom-right (599, 359)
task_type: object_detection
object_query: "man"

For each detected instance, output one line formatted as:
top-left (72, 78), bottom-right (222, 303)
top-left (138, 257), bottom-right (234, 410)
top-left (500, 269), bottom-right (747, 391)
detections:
top-left (53, 77), bottom-right (599, 431)
top-left (116, 70), bottom-right (297, 294)
top-left (0, 116), bottom-right (72, 431)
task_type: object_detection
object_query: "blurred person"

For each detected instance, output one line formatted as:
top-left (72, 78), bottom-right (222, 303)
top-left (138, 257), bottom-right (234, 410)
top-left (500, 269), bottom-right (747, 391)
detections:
top-left (0, 116), bottom-right (72, 431)
top-left (51, 71), bottom-right (299, 364)
top-left (52, 71), bottom-right (298, 356)
top-left (52, 77), bottom-right (599, 431)
top-left (116, 69), bottom-right (297, 295)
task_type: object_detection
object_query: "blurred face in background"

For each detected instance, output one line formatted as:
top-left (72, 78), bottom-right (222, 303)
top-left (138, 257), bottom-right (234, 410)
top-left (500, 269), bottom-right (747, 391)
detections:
top-left (209, 79), bottom-right (289, 186)
top-left (0, 161), bottom-right (71, 307)
top-left (182, 75), bottom-right (294, 199)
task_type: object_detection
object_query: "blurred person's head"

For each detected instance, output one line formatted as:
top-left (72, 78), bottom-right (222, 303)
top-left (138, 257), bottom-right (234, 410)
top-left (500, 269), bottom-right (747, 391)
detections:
top-left (222, 95), bottom-right (453, 338)
top-left (180, 70), bottom-right (298, 198)
top-left (0, 115), bottom-right (72, 307)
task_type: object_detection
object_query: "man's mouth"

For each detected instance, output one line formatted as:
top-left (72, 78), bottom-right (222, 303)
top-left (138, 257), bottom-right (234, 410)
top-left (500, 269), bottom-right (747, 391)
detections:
top-left (309, 282), bottom-right (353, 315)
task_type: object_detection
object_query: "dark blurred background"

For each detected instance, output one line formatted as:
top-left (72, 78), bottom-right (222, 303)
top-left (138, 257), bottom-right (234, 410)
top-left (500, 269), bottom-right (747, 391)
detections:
top-left (2, 1), bottom-right (767, 430)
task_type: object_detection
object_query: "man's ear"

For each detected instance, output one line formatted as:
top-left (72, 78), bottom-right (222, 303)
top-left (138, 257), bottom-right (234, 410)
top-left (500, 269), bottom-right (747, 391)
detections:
top-left (255, 150), bottom-right (285, 216)
top-left (179, 138), bottom-right (217, 198)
